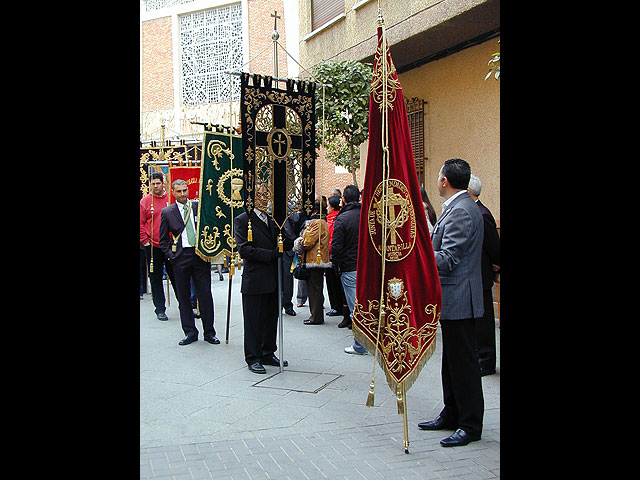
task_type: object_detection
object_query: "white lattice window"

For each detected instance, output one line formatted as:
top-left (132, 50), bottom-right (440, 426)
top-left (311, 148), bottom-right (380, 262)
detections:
top-left (180, 4), bottom-right (243, 106)
top-left (144, 0), bottom-right (196, 12)
top-left (145, 0), bottom-right (194, 12)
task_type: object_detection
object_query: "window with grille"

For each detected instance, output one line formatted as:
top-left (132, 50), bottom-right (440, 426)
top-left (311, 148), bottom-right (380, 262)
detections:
top-left (405, 96), bottom-right (426, 187)
top-left (311, 0), bottom-right (344, 31)
top-left (145, 0), bottom-right (195, 11)
top-left (179, 3), bottom-right (243, 105)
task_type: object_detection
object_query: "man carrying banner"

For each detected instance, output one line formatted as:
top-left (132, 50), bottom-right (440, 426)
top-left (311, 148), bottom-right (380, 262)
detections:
top-left (418, 158), bottom-right (485, 447)
top-left (159, 179), bottom-right (220, 346)
top-left (234, 183), bottom-right (292, 373)
top-left (140, 172), bottom-right (177, 321)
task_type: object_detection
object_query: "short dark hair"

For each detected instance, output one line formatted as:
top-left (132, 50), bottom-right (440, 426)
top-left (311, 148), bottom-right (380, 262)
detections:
top-left (172, 178), bottom-right (188, 189)
top-left (328, 195), bottom-right (341, 210)
top-left (343, 185), bottom-right (360, 204)
top-left (442, 158), bottom-right (471, 190)
top-left (151, 172), bottom-right (164, 182)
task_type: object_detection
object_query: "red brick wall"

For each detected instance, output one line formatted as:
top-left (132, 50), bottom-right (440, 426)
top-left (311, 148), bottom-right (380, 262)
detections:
top-left (247, 0), bottom-right (288, 77)
top-left (314, 149), bottom-right (361, 198)
top-left (141, 17), bottom-right (174, 111)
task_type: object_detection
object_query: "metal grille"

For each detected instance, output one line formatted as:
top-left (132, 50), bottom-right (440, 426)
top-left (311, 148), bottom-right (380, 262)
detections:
top-left (405, 97), bottom-right (425, 178)
top-left (144, 0), bottom-right (195, 12)
top-left (180, 4), bottom-right (243, 106)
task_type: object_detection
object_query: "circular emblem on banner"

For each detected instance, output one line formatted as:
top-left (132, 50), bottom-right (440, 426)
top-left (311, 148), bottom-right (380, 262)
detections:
top-left (216, 168), bottom-right (245, 208)
top-left (267, 128), bottom-right (291, 161)
top-left (367, 179), bottom-right (416, 261)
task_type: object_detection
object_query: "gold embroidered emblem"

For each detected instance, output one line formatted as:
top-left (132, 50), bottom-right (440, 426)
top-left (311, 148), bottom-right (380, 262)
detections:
top-left (367, 179), bottom-right (416, 261)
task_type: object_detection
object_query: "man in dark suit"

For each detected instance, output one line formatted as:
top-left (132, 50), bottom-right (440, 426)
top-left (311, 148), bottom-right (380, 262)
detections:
top-left (418, 158), bottom-right (484, 447)
top-left (234, 184), bottom-right (292, 373)
top-left (159, 179), bottom-right (219, 346)
top-left (467, 174), bottom-right (500, 376)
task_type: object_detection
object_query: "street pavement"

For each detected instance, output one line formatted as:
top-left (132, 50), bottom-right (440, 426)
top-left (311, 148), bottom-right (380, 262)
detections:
top-left (140, 268), bottom-right (500, 479)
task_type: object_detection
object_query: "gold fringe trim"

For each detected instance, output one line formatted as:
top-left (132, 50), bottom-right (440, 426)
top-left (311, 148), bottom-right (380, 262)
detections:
top-left (353, 323), bottom-right (437, 396)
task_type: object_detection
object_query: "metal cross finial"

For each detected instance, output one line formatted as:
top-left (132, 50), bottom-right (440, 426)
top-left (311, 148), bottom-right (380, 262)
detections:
top-left (271, 10), bottom-right (281, 31)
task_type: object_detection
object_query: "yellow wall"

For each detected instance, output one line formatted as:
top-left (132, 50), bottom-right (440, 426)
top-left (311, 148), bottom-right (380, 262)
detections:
top-left (398, 37), bottom-right (500, 223)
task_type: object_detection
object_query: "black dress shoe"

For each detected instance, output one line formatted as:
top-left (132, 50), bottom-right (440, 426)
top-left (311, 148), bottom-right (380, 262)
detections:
top-left (156, 312), bottom-right (168, 321)
top-left (284, 307), bottom-right (297, 316)
top-left (440, 428), bottom-right (480, 447)
top-left (417, 414), bottom-right (457, 430)
top-left (337, 318), bottom-right (352, 328)
top-left (326, 309), bottom-right (340, 316)
top-left (262, 355), bottom-right (288, 367)
top-left (204, 334), bottom-right (220, 344)
top-left (303, 319), bottom-right (323, 325)
top-left (178, 335), bottom-right (198, 346)
top-left (248, 362), bottom-right (266, 374)
top-left (480, 367), bottom-right (496, 376)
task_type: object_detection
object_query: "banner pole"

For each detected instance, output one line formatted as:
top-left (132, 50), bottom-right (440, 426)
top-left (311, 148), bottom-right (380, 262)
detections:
top-left (225, 271), bottom-right (232, 344)
top-left (271, 10), bottom-right (285, 373)
top-left (149, 163), bottom-right (155, 275)
top-left (401, 381), bottom-right (409, 454)
top-left (226, 73), bottom-right (235, 345)
top-left (166, 271), bottom-right (170, 306)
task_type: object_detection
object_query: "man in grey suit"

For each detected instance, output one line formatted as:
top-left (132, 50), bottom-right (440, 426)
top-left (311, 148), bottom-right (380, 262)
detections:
top-left (418, 158), bottom-right (485, 447)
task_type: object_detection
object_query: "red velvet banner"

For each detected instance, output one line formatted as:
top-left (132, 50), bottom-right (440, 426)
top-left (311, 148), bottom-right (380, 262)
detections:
top-left (352, 25), bottom-right (442, 392)
top-left (168, 166), bottom-right (201, 204)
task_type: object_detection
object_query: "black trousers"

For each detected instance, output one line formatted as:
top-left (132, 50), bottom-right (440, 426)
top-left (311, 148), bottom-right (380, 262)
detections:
top-left (475, 288), bottom-right (496, 372)
top-left (440, 318), bottom-right (484, 437)
top-left (325, 268), bottom-right (350, 320)
top-left (145, 245), bottom-right (177, 314)
top-left (306, 268), bottom-right (325, 323)
top-left (242, 291), bottom-right (278, 365)
top-left (172, 247), bottom-right (215, 338)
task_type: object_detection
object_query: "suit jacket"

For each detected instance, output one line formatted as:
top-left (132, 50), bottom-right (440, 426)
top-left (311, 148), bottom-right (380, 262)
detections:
top-left (234, 210), bottom-right (279, 295)
top-left (431, 191), bottom-right (484, 320)
top-left (159, 201), bottom-right (200, 265)
top-left (476, 199), bottom-right (500, 289)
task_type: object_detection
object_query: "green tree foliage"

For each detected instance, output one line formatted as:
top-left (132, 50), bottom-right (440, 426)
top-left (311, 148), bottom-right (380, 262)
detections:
top-left (485, 40), bottom-right (500, 81)
top-left (312, 60), bottom-right (372, 188)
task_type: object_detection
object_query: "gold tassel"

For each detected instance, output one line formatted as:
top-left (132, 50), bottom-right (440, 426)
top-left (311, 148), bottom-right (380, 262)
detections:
top-left (236, 252), bottom-right (242, 270)
top-left (366, 380), bottom-right (375, 407)
top-left (230, 262), bottom-right (235, 275)
top-left (396, 384), bottom-right (405, 414)
top-left (149, 257), bottom-right (154, 274)
top-left (247, 220), bottom-right (253, 242)
top-left (278, 233), bottom-right (283, 253)
top-left (316, 249), bottom-right (321, 265)
top-left (224, 256), bottom-right (228, 268)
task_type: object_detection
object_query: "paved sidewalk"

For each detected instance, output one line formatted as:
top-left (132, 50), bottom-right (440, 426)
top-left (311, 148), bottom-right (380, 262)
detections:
top-left (140, 269), bottom-right (500, 479)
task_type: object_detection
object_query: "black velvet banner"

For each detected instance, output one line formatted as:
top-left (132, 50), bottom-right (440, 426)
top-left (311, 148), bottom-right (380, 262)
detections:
top-left (240, 73), bottom-right (316, 229)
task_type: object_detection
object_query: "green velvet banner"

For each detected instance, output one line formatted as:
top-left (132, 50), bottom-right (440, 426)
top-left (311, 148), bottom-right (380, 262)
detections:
top-left (195, 130), bottom-right (245, 262)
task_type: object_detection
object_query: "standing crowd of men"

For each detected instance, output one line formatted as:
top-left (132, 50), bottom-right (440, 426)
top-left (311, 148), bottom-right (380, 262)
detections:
top-left (140, 157), bottom-right (499, 448)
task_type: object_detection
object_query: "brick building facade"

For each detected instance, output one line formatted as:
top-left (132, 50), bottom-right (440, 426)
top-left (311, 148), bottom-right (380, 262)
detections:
top-left (140, 0), bottom-right (358, 199)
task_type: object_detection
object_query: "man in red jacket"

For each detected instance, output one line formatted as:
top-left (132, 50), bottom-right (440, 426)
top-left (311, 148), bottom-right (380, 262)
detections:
top-left (140, 172), bottom-right (177, 321)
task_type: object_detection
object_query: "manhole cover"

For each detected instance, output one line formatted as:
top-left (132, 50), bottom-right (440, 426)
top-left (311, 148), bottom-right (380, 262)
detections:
top-left (252, 370), bottom-right (342, 393)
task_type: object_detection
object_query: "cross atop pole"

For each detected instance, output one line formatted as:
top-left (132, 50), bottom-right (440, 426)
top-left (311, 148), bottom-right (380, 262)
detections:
top-left (271, 10), bottom-right (281, 31)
